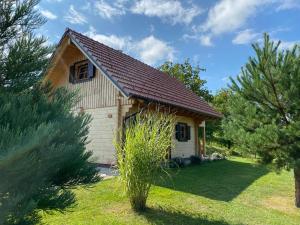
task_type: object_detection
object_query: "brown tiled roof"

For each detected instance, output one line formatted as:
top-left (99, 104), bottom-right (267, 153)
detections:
top-left (64, 28), bottom-right (221, 118)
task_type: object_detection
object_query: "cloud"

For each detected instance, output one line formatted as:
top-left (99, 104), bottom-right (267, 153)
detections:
top-left (200, 35), bottom-right (213, 47)
top-left (232, 29), bottom-right (260, 45)
top-left (85, 26), bottom-right (132, 50)
top-left (85, 26), bottom-right (175, 65)
top-left (276, 0), bottom-right (300, 10)
top-left (40, 9), bottom-right (57, 20)
top-left (131, 0), bottom-right (203, 25)
top-left (202, 0), bottom-right (272, 36)
top-left (134, 35), bottom-right (175, 65)
top-left (94, 0), bottom-right (127, 19)
top-left (182, 33), bottom-right (213, 47)
top-left (278, 40), bottom-right (300, 50)
top-left (64, 5), bottom-right (87, 25)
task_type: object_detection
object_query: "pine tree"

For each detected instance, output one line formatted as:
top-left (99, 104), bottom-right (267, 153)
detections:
top-left (0, 85), bottom-right (99, 224)
top-left (0, 0), bottom-right (52, 93)
top-left (223, 34), bottom-right (300, 207)
top-left (0, 1), bottom-right (99, 223)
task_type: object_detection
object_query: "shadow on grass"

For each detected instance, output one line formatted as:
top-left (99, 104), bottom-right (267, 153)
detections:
top-left (37, 188), bottom-right (76, 213)
top-left (156, 159), bottom-right (269, 202)
top-left (140, 206), bottom-right (235, 225)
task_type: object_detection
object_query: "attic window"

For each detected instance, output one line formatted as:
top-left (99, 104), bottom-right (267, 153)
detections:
top-left (175, 123), bottom-right (191, 142)
top-left (76, 62), bottom-right (88, 80)
top-left (69, 60), bottom-right (95, 83)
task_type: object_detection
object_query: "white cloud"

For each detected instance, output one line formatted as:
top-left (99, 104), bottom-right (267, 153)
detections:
top-left (94, 0), bottom-right (127, 19)
top-left (278, 40), bottom-right (300, 50)
top-left (232, 29), bottom-right (260, 45)
top-left (131, 0), bottom-right (202, 25)
top-left (200, 35), bottom-right (213, 47)
top-left (202, 0), bottom-right (272, 36)
top-left (182, 34), bottom-right (197, 41)
top-left (85, 26), bottom-right (132, 50)
top-left (85, 26), bottom-right (175, 65)
top-left (134, 35), bottom-right (175, 65)
top-left (182, 34), bottom-right (213, 47)
top-left (64, 5), bottom-right (87, 25)
top-left (40, 9), bottom-right (57, 20)
top-left (277, 0), bottom-right (300, 10)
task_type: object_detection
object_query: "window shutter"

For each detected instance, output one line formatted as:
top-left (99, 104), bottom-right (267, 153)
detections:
top-left (175, 124), bottom-right (180, 140)
top-left (186, 125), bottom-right (191, 140)
top-left (88, 60), bottom-right (95, 78)
top-left (69, 65), bottom-right (75, 83)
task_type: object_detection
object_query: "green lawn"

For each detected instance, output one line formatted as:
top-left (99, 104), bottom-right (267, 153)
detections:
top-left (39, 157), bottom-right (300, 225)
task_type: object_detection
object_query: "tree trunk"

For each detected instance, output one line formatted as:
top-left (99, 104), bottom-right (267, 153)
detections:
top-left (294, 168), bottom-right (300, 208)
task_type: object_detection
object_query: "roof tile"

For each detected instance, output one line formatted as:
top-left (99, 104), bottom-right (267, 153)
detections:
top-left (66, 29), bottom-right (221, 118)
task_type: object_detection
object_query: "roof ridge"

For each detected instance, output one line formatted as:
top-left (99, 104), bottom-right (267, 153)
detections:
top-left (67, 29), bottom-right (164, 71)
top-left (66, 28), bottom-right (184, 85)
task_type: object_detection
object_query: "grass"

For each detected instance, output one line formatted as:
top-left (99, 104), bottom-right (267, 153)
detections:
top-left (39, 157), bottom-right (300, 225)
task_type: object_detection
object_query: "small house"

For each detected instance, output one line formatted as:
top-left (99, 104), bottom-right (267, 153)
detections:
top-left (44, 28), bottom-right (221, 165)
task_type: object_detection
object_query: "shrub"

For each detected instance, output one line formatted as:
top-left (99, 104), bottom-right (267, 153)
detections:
top-left (190, 156), bottom-right (202, 165)
top-left (170, 157), bottom-right (186, 168)
top-left (114, 112), bottom-right (174, 211)
top-left (0, 85), bottom-right (99, 224)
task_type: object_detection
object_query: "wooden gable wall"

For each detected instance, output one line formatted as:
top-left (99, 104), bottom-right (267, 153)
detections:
top-left (45, 37), bottom-right (133, 110)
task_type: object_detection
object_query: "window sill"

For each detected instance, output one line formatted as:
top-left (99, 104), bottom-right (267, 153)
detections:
top-left (70, 78), bottom-right (93, 84)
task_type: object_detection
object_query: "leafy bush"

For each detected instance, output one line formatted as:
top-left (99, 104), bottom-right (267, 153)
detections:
top-left (114, 112), bottom-right (174, 211)
top-left (170, 157), bottom-right (186, 168)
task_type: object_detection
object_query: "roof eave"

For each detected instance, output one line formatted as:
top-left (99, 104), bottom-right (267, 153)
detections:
top-left (129, 94), bottom-right (222, 120)
top-left (67, 31), bottom-right (129, 98)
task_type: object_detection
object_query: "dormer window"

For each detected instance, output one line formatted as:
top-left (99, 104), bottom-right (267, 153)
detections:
top-left (69, 60), bottom-right (95, 83)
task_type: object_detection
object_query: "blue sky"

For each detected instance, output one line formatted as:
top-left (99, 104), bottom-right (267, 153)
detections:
top-left (38, 0), bottom-right (300, 93)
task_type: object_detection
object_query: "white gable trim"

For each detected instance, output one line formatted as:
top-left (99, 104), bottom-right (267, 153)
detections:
top-left (68, 33), bottom-right (129, 98)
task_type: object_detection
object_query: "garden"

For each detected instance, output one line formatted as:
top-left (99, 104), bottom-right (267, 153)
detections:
top-left (1, 1), bottom-right (300, 225)
top-left (40, 157), bottom-right (300, 225)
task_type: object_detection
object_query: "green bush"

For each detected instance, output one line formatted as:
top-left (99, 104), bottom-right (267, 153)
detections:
top-left (0, 85), bottom-right (99, 224)
top-left (114, 112), bottom-right (174, 211)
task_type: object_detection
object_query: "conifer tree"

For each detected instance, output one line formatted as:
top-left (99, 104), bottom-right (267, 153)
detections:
top-left (223, 34), bottom-right (300, 207)
top-left (0, 1), bottom-right (99, 224)
top-left (0, 0), bottom-right (52, 93)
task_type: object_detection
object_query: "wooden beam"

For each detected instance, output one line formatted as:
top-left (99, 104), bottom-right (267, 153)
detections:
top-left (194, 120), bottom-right (199, 156)
top-left (202, 123), bottom-right (206, 156)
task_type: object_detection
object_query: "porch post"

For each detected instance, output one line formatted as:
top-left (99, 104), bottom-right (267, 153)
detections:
top-left (199, 121), bottom-right (206, 156)
top-left (194, 120), bottom-right (199, 156)
top-left (202, 122), bottom-right (206, 155)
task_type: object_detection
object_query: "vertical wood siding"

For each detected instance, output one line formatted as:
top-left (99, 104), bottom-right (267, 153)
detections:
top-left (47, 42), bottom-right (132, 110)
top-left (46, 39), bottom-right (201, 163)
top-left (84, 106), bottom-right (118, 164)
top-left (173, 116), bottom-right (196, 158)
top-left (45, 41), bottom-right (134, 164)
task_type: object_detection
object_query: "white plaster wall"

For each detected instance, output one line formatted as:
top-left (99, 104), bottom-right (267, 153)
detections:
top-left (172, 116), bottom-right (196, 158)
